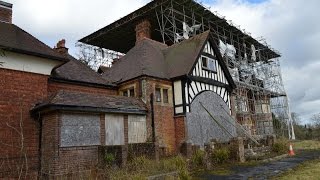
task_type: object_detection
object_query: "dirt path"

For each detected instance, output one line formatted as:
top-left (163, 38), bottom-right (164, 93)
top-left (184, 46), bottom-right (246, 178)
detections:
top-left (196, 149), bottom-right (320, 180)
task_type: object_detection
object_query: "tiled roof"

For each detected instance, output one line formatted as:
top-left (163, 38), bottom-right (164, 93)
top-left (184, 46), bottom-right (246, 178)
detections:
top-left (32, 90), bottom-right (147, 114)
top-left (102, 31), bottom-right (211, 83)
top-left (0, 22), bottom-right (68, 62)
top-left (51, 55), bottom-right (115, 87)
top-left (102, 38), bottom-right (168, 83)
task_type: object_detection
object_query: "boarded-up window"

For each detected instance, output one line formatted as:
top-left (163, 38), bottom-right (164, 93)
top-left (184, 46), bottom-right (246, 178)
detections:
top-left (128, 115), bottom-right (147, 143)
top-left (105, 114), bottom-right (124, 145)
top-left (60, 114), bottom-right (100, 147)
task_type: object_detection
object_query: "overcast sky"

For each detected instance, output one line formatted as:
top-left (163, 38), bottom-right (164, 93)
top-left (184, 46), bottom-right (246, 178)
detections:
top-left (6, 0), bottom-right (319, 123)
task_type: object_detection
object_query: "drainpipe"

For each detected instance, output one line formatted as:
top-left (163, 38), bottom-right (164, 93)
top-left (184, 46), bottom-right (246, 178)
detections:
top-left (150, 93), bottom-right (156, 142)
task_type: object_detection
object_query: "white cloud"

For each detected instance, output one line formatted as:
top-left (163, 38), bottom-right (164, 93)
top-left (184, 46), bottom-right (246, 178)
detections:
top-left (5, 0), bottom-right (319, 123)
top-left (7, 0), bottom-right (148, 50)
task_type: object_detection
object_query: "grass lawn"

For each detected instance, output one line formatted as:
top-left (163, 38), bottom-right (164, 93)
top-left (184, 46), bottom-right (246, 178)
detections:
top-left (292, 140), bottom-right (320, 150)
top-left (275, 159), bottom-right (320, 180)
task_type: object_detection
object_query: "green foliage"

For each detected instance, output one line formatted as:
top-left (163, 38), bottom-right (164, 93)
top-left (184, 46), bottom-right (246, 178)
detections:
top-left (211, 148), bottom-right (230, 164)
top-left (191, 150), bottom-right (205, 167)
top-left (104, 153), bottom-right (115, 165)
top-left (272, 138), bottom-right (288, 154)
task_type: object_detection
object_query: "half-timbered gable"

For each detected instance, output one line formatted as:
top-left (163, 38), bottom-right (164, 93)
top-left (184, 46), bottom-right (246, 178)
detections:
top-left (171, 32), bottom-right (236, 115)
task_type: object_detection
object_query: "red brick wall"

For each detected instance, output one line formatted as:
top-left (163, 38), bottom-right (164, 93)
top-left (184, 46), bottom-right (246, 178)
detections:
top-left (41, 111), bottom-right (102, 177)
top-left (143, 77), bottom-right (176, 154)
top-left (174, 116), bottom-right (186, 151)
top-left (118, 77), bottom-right (177, 154)
top-left (0, 68), bottom-right (48, 178)
top-left (0, 5), bottom-right (12, 23)
top-left (48, 81), bottom-right (117, 96)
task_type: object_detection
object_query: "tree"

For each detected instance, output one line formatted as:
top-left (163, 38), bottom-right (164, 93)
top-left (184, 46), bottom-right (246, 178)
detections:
top-left (311, 113), bottom-right (320, 128)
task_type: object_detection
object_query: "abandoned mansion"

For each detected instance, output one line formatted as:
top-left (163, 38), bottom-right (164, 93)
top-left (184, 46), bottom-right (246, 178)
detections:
top-left (0, 0), bottom-right (291, 178)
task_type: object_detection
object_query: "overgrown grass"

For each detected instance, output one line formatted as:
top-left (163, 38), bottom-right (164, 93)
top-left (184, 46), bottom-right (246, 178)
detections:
top-left (292, 140), bottom-right (320, 150)
top-left (211, 148), bottom-right (230, 164)
top-left (106, 155), bottom-right (190, 180)
top-left (275, 159), bottom-right (320, 180)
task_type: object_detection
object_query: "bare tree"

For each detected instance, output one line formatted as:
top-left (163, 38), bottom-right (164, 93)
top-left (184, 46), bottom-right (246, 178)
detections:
top-left (311, 113), bottom-right (320, 128)
top-left (291, 112), bottom-right (301, 125)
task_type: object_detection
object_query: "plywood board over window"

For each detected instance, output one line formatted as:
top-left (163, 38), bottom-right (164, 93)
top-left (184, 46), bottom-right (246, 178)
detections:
top-left (60, 114), bottom-right (100, 147)
top-left (128, 115), bottom-right (147, 143)
top-left (105, 114), bottom-right (124, 145)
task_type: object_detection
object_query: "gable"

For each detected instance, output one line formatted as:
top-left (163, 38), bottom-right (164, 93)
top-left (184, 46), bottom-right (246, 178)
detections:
top-left (188, 38), bottom-right (235, 89)
top-left (173, 36), bottom-right (236, 115)
top-left (190, 41), bottom-right (229, 85)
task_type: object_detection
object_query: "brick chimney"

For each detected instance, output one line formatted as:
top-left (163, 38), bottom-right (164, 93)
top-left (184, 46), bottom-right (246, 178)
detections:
top-left (135, 19), bottom-right (151, 44)
top-left (54, 39), bottom-right (68, 55)
top-left (0, 1), bottom-right (12, 23)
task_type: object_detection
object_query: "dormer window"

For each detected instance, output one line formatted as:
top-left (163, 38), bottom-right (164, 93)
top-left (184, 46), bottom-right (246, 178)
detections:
top-left (201, 56), bottom-right (217, 72)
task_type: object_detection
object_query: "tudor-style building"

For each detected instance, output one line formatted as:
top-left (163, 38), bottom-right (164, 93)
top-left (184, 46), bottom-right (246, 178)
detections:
top-left (99, 28), bottom-right (237, 152)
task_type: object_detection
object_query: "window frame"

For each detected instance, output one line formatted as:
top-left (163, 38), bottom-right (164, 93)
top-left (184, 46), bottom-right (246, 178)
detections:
top-left (201, 55), bottom-right (217, 73)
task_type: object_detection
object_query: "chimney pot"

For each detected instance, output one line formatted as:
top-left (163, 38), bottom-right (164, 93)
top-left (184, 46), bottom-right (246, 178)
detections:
top-left (0, 1), bottom-right (13, 24)
top-left (54, 39), bottom-right (68, 55)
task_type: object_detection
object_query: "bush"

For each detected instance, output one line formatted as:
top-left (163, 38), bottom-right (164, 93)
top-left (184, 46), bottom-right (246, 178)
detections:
top-left (191, 149), bottom-right (205, 167)
top-left (272, 138), bottom-right (288, 154)
top-left (104, 153), bottom-right (115, 165)
top-left (211, 148), bottom-right (230, 164)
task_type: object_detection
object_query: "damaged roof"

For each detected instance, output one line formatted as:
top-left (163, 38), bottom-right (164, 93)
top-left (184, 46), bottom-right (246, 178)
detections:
top-left (31, 90), bottom-right (147, 115)
top-left (0, 22), bottom-right (68, 62)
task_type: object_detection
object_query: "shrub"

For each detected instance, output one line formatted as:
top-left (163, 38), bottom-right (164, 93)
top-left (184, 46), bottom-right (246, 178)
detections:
top-left (191, 149), bottom-right (205, 167)
top-left (211, 147), bottom-right (230, 164)
top-left (104, 153), bottom-right (115, 165)
top-left (272, 137), bottom-right (288, 154)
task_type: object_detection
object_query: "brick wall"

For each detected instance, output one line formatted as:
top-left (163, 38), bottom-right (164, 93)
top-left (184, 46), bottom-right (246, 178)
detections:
top-left (174, 116), bottom-right (186, 151)
top-left (48, 81), bottom-right (117, 96)
top-left (118, 77), bottom-right (177, 154)
top-left (41, 111), bottom-right (102, 177)
top-left (0, 4), bottom-right (12, 23)
top-left (0, 68), bottom-right (48, 178)
top-left (143, 77), bottom-right (176, 154)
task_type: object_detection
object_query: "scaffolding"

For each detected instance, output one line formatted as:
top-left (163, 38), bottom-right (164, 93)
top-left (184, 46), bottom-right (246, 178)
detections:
top-left (76, 42), bottom-right (124, 71)
top-left (78, 0), bottom-right (294, 139)
top-left (151, 0), bottom-right (294, 139)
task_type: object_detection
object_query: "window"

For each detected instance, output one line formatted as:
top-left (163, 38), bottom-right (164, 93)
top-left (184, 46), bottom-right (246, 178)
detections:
top-left (155, 87), bottom-right (170, 103)
top-left (122, 87), bottom-right (135, 97)
top-left (155, 88), bottom-right (161, 102)
top-left (201, 56), bottom-right (217, 72)
top-left (123, 91), bottom-right (128, 97)
top-left (202, 57), bottom-right (207, 68)
top-left (60, 114), bottom-right (100, 147)
top-left (163, 89), bottom-right (169, 103)
top-left (128, 115), bottom-right (147, 143)
top-left (105, 114), bottom-right (124, 145)
top-left (129, 88), bottom-right (135, 97)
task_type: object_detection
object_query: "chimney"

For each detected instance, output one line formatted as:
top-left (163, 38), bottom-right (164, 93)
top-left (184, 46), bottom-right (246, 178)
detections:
top-left (54, 39), bottom-right (68, 55)
top-left (135, 19), bottom-right (151, 44)
top-left (0, 1), bottom-right (12, 23)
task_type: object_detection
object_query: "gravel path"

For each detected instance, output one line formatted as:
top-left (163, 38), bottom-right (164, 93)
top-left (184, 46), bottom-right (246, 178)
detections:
top-left (196, 149), bottom-right (320, 180)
